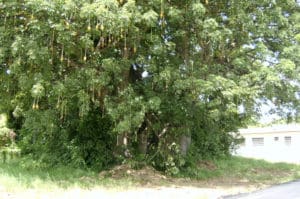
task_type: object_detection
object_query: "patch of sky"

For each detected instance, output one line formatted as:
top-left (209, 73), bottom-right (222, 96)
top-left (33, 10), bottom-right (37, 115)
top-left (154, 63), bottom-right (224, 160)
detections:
top-left (242, 43), bottom-right (256, 50)
top-left (268, 22), bottom-right (278, 29)
top-left (220, 12), bottom-right (228, 21)
top-left (142, 71), bottom-right (149, 78)
top-left (296, 92), bottom-right (300, 100)
top-left (263, 54), bottom-right (279, 66)
top-left (194, 44), bottom-right (202, 53)
top-left (238, 104), bottom-right (245, 114)
top-left (256, 99), bottom-right (281, 124)
top-left (283, 12), bottom-right (290, 17)
top-left (198, 94), bottom-right (209, 103)
top-left (255, 38), bottom-right (264, 42)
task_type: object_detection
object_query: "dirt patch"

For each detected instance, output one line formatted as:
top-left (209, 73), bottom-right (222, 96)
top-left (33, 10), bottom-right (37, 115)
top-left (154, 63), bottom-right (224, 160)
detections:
top-left (99, 164), bottom-right (168, 186)
top-left (98, 163), bottom-right (263, 193)
top-left (197, 160), bottom-right (218, 170)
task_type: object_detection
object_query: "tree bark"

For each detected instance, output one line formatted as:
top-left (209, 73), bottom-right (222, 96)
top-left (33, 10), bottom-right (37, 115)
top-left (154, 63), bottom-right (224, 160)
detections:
top-left (180, 134), bottom-right (191, 156)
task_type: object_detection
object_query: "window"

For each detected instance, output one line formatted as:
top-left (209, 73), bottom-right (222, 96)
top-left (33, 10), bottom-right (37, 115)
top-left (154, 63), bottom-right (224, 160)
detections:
top-left (252, 137), bottom-right (264, 146)
top-left (284, 136), bottom-right (291, 146)
top-left (274, 137), bottom-right (279, 141)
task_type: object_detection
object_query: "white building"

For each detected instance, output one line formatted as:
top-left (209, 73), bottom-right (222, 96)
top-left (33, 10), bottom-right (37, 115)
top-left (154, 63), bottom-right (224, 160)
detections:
top-left (234, 124), bottom-right (300, 164)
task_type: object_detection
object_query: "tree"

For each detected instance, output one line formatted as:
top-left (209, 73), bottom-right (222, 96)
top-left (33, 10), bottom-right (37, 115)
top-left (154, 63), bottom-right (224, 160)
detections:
top-left (0, 0), bottom-right (299, 173)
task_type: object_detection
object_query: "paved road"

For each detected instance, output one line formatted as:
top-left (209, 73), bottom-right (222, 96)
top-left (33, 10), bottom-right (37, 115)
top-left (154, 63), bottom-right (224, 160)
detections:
top-left (222, 180), bottom-right (300, 199)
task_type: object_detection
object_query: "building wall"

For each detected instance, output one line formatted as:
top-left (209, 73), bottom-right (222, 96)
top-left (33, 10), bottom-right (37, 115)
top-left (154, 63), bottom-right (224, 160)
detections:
top-left (234, 129), bottom-right (300, 164)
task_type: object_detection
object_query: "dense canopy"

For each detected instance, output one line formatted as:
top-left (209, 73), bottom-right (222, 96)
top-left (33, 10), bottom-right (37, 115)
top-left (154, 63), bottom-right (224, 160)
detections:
top-left (0, 0), bottom-right (299, 173)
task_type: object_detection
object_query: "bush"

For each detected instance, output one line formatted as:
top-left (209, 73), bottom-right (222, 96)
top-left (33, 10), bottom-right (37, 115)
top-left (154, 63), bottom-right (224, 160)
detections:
top-left (18, 108), bottom-right (116, 170)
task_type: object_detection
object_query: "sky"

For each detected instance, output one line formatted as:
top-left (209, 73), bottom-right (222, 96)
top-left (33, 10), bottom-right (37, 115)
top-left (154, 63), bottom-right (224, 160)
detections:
top-left (259, 102), bottom-right (281, 124)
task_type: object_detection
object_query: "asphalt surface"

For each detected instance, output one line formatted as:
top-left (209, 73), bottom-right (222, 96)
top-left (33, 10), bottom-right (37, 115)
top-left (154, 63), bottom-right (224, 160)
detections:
top-left (222, 180), bottom-right (300, 199)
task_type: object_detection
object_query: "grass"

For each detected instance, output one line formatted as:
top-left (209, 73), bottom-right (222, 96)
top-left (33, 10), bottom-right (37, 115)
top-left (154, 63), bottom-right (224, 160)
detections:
top-left (0, 156), bottom-right (300, 194)
top-left (0, 156), bottom-right (300, 199)
top-left (218, 156), bottom-right (300, 183)
top-left (181, 156), bottom-right (300, 186)
top-left (0, 158), bottom-right (137, 193)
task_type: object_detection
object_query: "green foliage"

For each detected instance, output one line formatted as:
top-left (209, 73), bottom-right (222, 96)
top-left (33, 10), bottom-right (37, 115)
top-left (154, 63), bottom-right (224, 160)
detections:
top-left (19, 110), bottom-right (73, 166)
top-left (0, 114), bottom-right (20, 163)
top-left (71, 108), bottom-right (115, 170)
top-left (150, 140), bottom-right (186, 176)
top-left (0, 0), bottom-right (299, 172)
top-left (19, 107), bottom-right (115, 170)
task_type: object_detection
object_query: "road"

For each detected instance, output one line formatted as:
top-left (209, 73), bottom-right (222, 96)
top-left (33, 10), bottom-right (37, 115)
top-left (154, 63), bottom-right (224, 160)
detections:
top-left (222, 180), bottom-right (300, 199)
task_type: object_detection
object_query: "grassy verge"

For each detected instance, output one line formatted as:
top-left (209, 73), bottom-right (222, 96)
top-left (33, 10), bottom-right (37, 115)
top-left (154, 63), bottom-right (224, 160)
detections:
top-left (0, 156), bottom-right (300, 193)
top-left (216, 156), bottom-right (300, 183)
top-left (180, 156), bottom-right (300, 185)
top-left (0, 158), bottom-right (136, 193)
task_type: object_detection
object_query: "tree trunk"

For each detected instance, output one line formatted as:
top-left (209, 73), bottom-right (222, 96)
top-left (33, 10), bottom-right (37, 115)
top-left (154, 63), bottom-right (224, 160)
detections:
top-left (137, 128), bottom-right (148, 155)
top-left (180, 134), bottom-right (191, 156)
